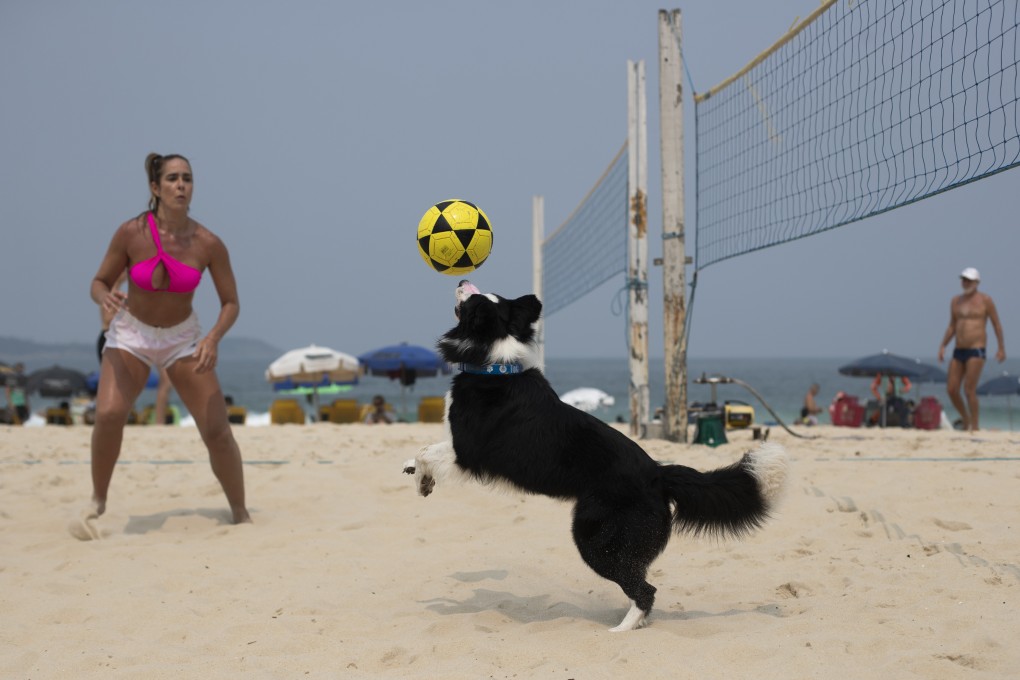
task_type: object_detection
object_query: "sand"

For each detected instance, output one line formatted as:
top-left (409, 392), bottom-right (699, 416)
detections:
top-left (1, 422), bottom-right (1019, 679)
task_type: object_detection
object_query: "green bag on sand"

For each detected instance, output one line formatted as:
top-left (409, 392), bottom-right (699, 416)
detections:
top-left (693, 412), bottom-right (727, 447)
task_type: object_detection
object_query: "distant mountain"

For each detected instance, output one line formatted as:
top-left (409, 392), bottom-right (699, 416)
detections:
top-left (0, 335), bottom-right (282, 372)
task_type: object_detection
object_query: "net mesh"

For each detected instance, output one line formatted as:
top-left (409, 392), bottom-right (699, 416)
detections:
top-left (542, 143), bottom-right (629, 315)
top-left (694, 0), bottom-right (1020, 269)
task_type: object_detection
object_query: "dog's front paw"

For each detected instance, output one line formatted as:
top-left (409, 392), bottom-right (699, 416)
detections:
top-left (402, 458), bottom-right (416, 475)
top-left (418, 475), bottom-right (435, 497)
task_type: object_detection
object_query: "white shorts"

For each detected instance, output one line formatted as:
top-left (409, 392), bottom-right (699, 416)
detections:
top-left (103, 310), bottom-right (201, 369)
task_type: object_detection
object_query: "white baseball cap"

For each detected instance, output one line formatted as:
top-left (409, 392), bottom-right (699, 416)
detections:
top-left (960, 267), bottom-right (980, 281)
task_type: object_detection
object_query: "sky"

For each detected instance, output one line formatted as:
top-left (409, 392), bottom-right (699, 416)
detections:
top-left (1, 0), bottom-right (1017, 361)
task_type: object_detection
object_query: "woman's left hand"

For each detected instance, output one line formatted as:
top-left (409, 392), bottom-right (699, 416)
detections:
top-left (194, 336), bottom-right (219, 373)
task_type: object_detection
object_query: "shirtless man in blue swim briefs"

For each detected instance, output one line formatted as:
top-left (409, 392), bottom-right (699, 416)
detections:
top-left (938, 267), bottom-right (1006, 432)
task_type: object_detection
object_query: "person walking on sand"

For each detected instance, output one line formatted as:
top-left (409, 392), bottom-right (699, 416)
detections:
top-left (77, 152), bottom-right (251, 539)
top-left (938, 267), bottom-right (1006, 432)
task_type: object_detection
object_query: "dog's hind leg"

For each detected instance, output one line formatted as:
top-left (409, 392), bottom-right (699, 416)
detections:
top-left (572, 495), bottom-right (671, 632)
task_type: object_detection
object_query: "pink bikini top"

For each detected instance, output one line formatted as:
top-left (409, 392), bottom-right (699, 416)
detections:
top-left (129, 213), bottom-right (203, 293)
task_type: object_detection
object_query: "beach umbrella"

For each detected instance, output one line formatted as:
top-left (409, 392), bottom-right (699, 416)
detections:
top-left (26, 365), bottom-right (88, 398)
top-left (266, 345), bottom-right (361, 385)
top-left (838, 351), bottom-right (946, 427)
top-left (265, 345), bottom-right (360, 416)
top-left (977, 373), bottom-right (1020, 430)
top-left (85, 369), bottom-right (160, 394)
top-left (838, 351), bottom-right (947, 381)
top-left (560, 387), bottom-right (616, 413)
top-left (357, 342), bottom-right (451, 420)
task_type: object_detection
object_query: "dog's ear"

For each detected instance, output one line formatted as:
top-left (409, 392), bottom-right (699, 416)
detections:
top-left (510, 294), bottom-right (542, 331)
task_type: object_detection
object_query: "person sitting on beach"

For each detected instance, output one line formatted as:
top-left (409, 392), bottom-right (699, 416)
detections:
top-left (79, 152), bottom-right (251, 539)
top-left (870, 373), bottom-right (911, 427)
top-left (4, 363), bottom-right (30, 425)
top-left (800, 383), bottom-right (823, 426)
top-left (364, 395), bottom-right (396, 424)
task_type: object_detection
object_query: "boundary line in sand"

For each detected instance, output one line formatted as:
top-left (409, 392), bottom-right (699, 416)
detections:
top-left (6, 457), bottom-right (1020, 465)
top-left (9, 460), bottom-right (336, 466)
top-left (817, 456), bottom-right (1020, 462)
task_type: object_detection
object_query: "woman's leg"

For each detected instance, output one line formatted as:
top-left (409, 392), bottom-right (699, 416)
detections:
top-left (167, 358), bottom-right (251, 524)
top-left (90, 348), bottom-right (151, 514)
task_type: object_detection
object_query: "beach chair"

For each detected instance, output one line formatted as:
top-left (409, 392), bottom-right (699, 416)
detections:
top-left (326, 399), bottom-right (360, 424)
top-left (417, 396), bottom-right (445, 423)
top-left (227, 405), bottom-right (247, 425)
top-left (139, 405), bottom-right (178, 425)
top-left (270, 398), bottom-right (305, 425)
top-left (45, 406), bottom-right (73, 425)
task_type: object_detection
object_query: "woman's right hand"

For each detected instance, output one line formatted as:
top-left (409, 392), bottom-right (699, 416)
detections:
top-left (101, 289), bottom-right (128, 318)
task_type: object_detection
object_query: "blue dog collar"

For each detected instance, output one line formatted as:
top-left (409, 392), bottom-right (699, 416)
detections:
top-left (458, 362), bottom-right (524, 376)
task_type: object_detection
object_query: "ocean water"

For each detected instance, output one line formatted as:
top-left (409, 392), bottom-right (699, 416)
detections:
top-left (195, 356), bottom-right (1020, 431)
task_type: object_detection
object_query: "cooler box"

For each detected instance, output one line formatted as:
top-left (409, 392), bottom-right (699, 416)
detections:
top-left (830, 395), bottom-right (864, 427)
top-left (694, 411), bottom-right (727, 447)
top-left (913, 396), bottom-right (942, 430)
top-left (724, 402), bottom-right (755, 429)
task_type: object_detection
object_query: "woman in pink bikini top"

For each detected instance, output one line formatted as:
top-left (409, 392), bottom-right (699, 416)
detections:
top-left (128, 211), bottom-right (204, 293)
top-left (84, 153), bottom-right (251, 530)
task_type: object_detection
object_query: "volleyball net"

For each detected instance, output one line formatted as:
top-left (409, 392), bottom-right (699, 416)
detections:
top-left (693, 0), bottom-right (1020, 270)
top-left (541, 143), bottom-right (629, 316)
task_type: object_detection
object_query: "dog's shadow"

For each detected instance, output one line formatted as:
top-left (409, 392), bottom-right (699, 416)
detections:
top-left (122, 507), bottom-right (233, 535)
top-left (423, 571), bottom-right (785, 627)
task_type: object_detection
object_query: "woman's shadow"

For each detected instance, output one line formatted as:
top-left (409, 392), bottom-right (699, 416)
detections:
top-left (123, 507), bottom-right (234, 534)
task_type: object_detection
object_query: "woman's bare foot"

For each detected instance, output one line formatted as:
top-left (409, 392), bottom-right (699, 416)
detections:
top-left (231, 506), bottom-right (252, 525)
top-left (67, 498), bottom-right (105, 541)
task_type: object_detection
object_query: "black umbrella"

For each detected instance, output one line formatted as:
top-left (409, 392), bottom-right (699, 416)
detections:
top-left (27, 365), bottom-right (89, 398)
top-left (977, 373), bottom-right (1019, 431)
top-left (838, 351), bottom-right (947, 382)
top-left (838, 351), bottom-right (946, 427)
top-left (977, 373), bottom-right (1020, 396)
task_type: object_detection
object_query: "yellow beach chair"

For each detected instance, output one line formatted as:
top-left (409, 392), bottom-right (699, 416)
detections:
top-left (270, 398), bottom-right (305, 425)
top-left (417, 396), bottom-right (445, 423)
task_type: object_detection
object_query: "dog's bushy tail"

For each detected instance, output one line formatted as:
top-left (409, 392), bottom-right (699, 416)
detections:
top-left (660, 442), bottom-right (789, 539)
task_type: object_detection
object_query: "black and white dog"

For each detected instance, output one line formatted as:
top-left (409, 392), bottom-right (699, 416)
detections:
top-left (404, 281), bottom-right (788, 631)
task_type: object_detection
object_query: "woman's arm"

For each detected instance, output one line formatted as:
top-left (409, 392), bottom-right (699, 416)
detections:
top-left (92, 223), bottom-right (132, 315)
top-left (193, 234), bottom-right (240, 373)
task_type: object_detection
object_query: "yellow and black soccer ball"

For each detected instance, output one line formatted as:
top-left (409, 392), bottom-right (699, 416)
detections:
top-left (416, 199), bottom-right (493, 275)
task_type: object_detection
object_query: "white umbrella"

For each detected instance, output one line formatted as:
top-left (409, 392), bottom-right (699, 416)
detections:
top-left (266, 345), bottom-right (361, 385)
top-left (560, 387), bottom-right (615, 413)
top-left (265, 345), bottom-right (361, 418)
